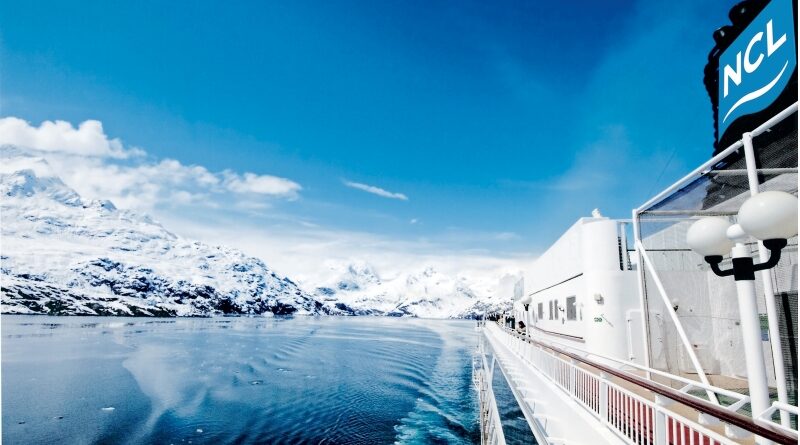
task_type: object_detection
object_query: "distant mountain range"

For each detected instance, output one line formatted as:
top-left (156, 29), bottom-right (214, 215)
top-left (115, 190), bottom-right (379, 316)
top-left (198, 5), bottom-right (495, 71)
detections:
top-left (0, 146), bottom-right (509, 318)
top-left (313, 261), bottom-right (509, 318)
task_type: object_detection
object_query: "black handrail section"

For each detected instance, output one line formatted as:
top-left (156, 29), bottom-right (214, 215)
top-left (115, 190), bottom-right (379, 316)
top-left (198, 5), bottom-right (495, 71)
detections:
top-left (528, 273), bottom-right (583, 296)
top-left (497, 325), bottom-right (797, 445)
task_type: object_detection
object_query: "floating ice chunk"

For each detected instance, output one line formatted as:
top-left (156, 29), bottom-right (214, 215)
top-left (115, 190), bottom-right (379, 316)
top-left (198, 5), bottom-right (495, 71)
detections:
top-left (196, 428), bottom-right (203, 433)
top-left (101, 407), bottom-right (115, 411)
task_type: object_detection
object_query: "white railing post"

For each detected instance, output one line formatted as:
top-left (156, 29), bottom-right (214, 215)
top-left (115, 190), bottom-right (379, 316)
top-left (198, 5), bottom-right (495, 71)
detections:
top-left (599, 372), bottom-right (609, 423)
top-left (525, 340), bottom-right (531, 364)
top-left (653, 395), bottom-right (674, 445)
top-left (569, 359), bottom-right (577, 397)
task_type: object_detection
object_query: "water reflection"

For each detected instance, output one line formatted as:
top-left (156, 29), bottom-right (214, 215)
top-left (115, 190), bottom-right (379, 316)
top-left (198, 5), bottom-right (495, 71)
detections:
top-left (2, 316), bottom-right (481, 444)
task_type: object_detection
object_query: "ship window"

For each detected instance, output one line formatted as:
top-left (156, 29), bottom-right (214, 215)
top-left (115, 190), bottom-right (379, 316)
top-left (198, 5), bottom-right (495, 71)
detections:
top-left (538, 302), bottom-right (544, 320)
top-left (566, 296), bottom-right (577, 321)
top-left (548, 301), bottom-right (553, 320)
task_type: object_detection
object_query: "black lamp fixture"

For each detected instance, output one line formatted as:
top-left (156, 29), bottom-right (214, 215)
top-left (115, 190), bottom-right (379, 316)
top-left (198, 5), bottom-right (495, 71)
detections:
top-left (686, 191), bottom-right (798, 280)
top-left (685, 190), bottom-right (797, 423)
top-left (520, 295), bottom-right (531, 312)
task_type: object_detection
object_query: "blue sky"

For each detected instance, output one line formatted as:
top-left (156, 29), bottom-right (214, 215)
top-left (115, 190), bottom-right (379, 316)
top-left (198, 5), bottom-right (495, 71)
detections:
top-left (0, 0), bottom-right (733, 280)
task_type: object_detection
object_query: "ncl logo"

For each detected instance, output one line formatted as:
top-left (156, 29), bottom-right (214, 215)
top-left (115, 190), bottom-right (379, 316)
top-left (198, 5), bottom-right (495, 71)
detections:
top-left (718, 0), bottom-right (796, 137)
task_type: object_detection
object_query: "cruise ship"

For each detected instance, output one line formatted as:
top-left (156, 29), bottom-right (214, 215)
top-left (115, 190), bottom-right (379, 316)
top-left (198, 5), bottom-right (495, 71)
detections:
top-left (473, 0), bottom-right (799, 444)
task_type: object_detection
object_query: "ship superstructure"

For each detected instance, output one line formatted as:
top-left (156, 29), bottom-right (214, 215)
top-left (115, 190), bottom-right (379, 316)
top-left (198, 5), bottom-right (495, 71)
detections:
top-left (473, 0), bottom-right (798, 443)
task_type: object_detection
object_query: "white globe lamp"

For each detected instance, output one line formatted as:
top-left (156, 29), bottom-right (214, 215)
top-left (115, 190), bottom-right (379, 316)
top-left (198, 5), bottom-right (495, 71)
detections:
top-left (737, 191), bottom-right (798, 240)
top-left (687, 193), bottom-right (795, 431)
top-left (686, 217), bottom-right (735, 257)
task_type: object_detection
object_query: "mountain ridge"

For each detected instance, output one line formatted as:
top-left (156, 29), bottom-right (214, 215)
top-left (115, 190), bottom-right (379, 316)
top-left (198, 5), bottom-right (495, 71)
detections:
top-left (0, 146), bottom-right (509, 318)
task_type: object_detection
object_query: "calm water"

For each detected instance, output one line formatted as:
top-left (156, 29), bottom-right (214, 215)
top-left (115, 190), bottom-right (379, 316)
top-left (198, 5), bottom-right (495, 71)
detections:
top-left (2, 316), bottom-right (482, 445)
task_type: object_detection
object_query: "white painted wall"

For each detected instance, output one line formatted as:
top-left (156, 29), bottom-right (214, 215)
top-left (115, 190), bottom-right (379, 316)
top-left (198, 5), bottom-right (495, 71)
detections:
top-left (522, 217), bottom-right (639, 365)
top-left (581, 219), bottom-right (640, 361)
top-left (638, 220), bottom-right (779, 383)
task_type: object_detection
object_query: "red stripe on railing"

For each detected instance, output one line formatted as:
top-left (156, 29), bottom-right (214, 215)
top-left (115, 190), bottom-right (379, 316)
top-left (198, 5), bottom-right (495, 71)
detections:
top-left (497, 325), bottom-right (797, 445)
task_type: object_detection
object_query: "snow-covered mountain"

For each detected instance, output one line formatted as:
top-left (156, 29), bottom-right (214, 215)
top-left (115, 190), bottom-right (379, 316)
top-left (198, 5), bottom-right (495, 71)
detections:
top-left (0, 146), bottom-right (511, 319)
top-left (0, 146), bottom-right (330, 317)
top-left (313, 261), bottom-right (510, 318)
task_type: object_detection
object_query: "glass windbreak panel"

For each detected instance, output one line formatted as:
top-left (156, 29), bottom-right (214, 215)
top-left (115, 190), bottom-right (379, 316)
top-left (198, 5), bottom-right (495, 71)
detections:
top-left (635, 109), bottom-right (797, 412)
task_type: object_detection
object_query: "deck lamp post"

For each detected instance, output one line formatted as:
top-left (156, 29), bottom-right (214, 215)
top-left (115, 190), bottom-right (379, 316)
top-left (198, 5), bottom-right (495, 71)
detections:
top-left (519, 295), bottom-right (532, 335)
top-left (686, 191), bottom-right (797, 432)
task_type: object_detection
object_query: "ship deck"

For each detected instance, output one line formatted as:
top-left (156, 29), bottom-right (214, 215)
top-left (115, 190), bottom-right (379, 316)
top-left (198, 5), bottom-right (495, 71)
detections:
top-left (480, 322), bottom-right (797, 445)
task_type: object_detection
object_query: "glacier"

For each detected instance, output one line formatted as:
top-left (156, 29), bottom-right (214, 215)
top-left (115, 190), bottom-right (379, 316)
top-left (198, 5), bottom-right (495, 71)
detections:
top-left (312, 261), bottom-right (510, 318)
top-left (0, 146), bottom-right (510, 318)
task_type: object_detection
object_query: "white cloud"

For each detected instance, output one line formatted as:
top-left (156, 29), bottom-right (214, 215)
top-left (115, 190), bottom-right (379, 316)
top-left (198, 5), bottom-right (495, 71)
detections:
top-left (158, 211), bottom-right (535, 289)
top-left (223, 171), bottom-right (301, 198)
top-left (0, 117), bottom-right (140, 158)
top-left (1, 116), bottom-right (531, 292)
top-left (0, 117), bottom-right (303, 210)
top-left (343, 180), bottom-right (408, 201)
top-left (492, 232), bottom-right (520, 241)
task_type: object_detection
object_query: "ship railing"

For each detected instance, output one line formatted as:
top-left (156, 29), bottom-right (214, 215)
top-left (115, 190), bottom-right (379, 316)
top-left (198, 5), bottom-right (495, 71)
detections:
top-left (473, 346), bottom-right (507, 445)
top-left (756, 402), bottom-right (800, 438)
top-left (523, 326), bottom-right (752, 411)
top-left (486, 322), bottom-right (797, 445)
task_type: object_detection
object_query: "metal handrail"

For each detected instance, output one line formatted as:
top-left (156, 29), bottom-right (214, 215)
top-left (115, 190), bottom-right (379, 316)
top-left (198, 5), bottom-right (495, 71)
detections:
top-left (487, 323), bottom-right (734, 445)
top-left (474, 344), bottom-right (507, 445)
top-left (527, 326), bottom-right (751, 405)
top-left (757, 402), bottom-right (800, 437)
top-left (495, 323), bottom-right (798, 445)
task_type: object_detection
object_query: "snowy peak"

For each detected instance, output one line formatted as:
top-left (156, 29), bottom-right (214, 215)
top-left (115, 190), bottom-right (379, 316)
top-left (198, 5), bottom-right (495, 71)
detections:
top-left (87, 199), bottom-right (118, 212)
top-left (317, 260), bottom-right (381, 294)
top-left (1, 168), bottom-right (83, 207)
top-left (345, 262), bottom-right (380, 284)
top-left (313, 261), bottom-right (504, 319)
top-left (0, 145), bottom-right (329, 317)
top-left (1, 146), bottom-right (509, 319)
